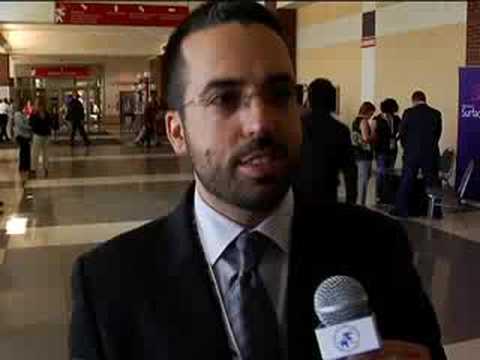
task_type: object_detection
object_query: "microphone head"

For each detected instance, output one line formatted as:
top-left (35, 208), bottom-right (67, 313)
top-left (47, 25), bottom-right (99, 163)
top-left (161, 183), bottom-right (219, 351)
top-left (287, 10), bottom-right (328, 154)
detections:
top-left (314, 275), bottom-right (370, 326)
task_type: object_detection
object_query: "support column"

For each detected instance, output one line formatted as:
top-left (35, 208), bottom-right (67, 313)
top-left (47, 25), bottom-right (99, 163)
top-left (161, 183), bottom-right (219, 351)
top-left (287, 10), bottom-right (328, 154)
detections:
top-left (467, 1), bottom-right (480, 65)
top-left (0, 54), bottom-right (10, 99)
top-left (361, 2), bottom-right (376, 102)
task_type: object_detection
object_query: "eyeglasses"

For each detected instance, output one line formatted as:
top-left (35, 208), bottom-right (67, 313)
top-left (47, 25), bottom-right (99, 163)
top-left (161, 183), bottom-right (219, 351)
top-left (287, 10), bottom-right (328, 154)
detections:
top-left (180, 82), bottom-right (298, 118)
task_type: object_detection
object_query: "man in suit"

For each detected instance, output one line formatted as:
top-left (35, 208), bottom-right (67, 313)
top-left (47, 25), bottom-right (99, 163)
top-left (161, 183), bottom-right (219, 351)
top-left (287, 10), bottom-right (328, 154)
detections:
top-left (297, 78), bottom-right (357, 204)
top-left (68, 89), bottom-right (91, 147)
top-left (392, 91), bottom-right (442, 217)
top-left (70, 2), bottom-right (446, 359)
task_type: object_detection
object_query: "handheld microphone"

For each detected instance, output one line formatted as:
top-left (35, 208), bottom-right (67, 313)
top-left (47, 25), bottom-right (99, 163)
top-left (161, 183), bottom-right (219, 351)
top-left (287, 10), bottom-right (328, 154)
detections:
top-left (314, 276), bottom-right (382, 359)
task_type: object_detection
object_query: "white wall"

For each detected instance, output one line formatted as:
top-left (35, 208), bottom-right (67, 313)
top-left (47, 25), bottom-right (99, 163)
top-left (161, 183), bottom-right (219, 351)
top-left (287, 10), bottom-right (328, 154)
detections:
top-left (297, 1), bottom-right (467, 151)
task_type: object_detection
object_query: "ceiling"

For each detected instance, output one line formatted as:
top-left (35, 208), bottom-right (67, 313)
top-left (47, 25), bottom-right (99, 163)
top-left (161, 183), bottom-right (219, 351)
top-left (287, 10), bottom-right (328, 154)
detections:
top-left (1, 23), bottom-right (172, 57)
top-left (0, 1), bottom-right (199, 58)
top-left (0, 1), bottom-right (310, 60)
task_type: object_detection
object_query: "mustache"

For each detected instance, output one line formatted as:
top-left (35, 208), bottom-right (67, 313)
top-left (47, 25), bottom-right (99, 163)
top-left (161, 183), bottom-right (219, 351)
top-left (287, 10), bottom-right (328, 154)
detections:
top-left (231, 136), bottom-right (289, 164)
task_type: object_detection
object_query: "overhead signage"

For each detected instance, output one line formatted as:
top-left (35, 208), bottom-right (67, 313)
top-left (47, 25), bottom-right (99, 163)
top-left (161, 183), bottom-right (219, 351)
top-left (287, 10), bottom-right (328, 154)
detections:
top-left (32, 66), bottom-right (92, 78)
top-left (54, 2), bottom-right (189, 27)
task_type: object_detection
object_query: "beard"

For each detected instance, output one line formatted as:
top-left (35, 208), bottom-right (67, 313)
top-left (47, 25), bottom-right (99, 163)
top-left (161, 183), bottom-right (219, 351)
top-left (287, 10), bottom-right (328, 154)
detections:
top-left (189, 135), bottom-right (297, 212)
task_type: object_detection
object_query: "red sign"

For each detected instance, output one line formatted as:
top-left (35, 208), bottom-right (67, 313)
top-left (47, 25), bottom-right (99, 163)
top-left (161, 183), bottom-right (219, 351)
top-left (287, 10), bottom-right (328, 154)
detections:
top-left (32, 66), bottom-right (92, 78)
top-left (55, 2), bottom-right (189, 27)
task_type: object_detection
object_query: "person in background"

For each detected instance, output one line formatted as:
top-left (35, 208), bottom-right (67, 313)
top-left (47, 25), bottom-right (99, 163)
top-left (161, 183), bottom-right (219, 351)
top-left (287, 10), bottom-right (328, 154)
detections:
top-left (13, 101), bottom-right (32, 180)
top-left (143, 97), bottom-right (159, 148)
top-left (51, 105), bottom-right (60, 141)
top-left (297, 78), bottom-right (357, 204)
top-left (0, 98), bottom-right (9, 142)
top-left (373, 98), bottom-right (401, 203)
top-left (352, 101), bottom-right (377, 206)
top-left (30, 98), bottom-right (53, 178)
top-left (6, 98), bottom-right (14, 140)
top-left (23, 99), bottom-right (33, 118)
top-left (68, 90), bottom-right (91, 147)
top-left (154, 98), bottom-right (168, 144)
top-left (392, 90), bottom-right (442, 218)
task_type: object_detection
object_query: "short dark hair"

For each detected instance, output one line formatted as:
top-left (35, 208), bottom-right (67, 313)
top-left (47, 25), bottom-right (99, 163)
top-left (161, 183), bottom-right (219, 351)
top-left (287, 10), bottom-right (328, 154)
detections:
top-left (412, 90), bottom-right (426, 102)
top-left (380, 98), bottom-right (399, 114)
top-left (163, 1), bottom-right (287, 112)
top-left (307, 78), bottom-right (336, 113)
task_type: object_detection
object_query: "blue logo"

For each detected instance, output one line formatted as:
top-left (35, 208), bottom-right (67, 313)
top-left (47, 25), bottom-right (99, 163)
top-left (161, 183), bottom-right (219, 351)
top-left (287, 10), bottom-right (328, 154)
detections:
top-left (334, 326), bottom-right (360, 352)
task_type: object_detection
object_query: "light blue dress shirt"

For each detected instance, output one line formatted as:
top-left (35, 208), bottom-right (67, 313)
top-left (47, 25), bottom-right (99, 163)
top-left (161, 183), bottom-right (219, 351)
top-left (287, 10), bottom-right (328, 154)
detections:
top-left (194, 188), bottom-right (293, 358)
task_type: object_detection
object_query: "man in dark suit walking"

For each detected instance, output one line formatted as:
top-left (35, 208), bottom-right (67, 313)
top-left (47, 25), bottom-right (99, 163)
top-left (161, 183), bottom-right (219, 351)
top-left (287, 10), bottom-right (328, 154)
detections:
top-left (68, 89), bottom-right (91, 147)
top-left (70, 3), bottom-right (445, 359)
top-left (393, 91), bottom-right (442, 217)
top-left (297, 78), bottom-right (357, 204)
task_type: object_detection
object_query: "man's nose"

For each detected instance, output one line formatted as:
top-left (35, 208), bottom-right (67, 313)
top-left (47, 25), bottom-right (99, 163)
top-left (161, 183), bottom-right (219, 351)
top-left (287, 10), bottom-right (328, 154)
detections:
top-left (240, 95), bottom-right (278, 137)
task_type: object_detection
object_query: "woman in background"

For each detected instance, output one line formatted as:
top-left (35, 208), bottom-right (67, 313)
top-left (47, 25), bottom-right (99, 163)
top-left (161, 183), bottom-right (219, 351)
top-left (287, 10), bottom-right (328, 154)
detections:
top-left (352, 101), bottom-right (377, 206)
top-left (13, 100), bottom-right (32, 180)
top-left (23, 99), bottom-right (33, 118)
top-left (30, 98), bottom-right (53, 178)
top-left (373, 98), bottom-right (402, 203)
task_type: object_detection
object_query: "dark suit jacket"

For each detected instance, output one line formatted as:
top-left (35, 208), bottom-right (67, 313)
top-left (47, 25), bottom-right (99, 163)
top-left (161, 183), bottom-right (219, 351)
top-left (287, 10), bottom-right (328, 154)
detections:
top-left (70, 185), bottom-right (446, 359)
top-left (67, 98), bottom-right (85, 123)
top-left (400, 103), bottom-right (442, 168)
top-left (297, 111), bottom-right (357, 204)
top-left (374, 114), bottom-right (401, 157)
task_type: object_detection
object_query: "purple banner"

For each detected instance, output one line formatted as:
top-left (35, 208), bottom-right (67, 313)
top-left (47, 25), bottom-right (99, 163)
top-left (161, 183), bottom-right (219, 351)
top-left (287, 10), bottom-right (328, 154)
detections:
top-left (456, 67), bottom-right (480, 200)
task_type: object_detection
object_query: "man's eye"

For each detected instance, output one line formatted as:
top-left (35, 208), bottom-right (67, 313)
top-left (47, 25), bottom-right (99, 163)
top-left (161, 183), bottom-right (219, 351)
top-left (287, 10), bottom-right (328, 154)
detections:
top-left (207, 91), bottom-right (241, 108)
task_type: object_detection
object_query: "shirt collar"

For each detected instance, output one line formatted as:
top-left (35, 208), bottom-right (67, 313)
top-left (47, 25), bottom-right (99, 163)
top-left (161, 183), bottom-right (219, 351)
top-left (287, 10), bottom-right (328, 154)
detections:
top-left (194, 188), bottom-right (293, 266)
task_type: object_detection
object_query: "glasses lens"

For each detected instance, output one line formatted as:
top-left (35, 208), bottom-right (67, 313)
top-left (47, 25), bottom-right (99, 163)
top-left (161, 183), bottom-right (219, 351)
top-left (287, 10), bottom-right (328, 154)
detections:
top-left (204, 88), bottom-right (243, 116)
top-left (202, 83), bottom-right (296, 117)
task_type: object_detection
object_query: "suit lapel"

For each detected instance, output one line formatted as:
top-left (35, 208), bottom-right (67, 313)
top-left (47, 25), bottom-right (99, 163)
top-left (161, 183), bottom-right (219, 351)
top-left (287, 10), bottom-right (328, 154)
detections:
top-left (150, 186), bottom-right (231, 359)
top-left (288, 199), bottom-right (349, 359)
top-left (288, 195), bottom-right (321, 358)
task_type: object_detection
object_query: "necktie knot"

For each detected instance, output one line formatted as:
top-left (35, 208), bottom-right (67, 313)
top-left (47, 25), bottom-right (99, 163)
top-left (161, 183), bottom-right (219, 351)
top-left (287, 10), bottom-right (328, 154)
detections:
top-left (234, 231), bottom-right (268, 276)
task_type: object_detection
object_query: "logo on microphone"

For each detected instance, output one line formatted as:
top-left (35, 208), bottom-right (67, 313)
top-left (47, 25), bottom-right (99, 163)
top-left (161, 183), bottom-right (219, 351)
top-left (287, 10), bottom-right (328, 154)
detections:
top-left (334, 325), bottom-right (360, 352)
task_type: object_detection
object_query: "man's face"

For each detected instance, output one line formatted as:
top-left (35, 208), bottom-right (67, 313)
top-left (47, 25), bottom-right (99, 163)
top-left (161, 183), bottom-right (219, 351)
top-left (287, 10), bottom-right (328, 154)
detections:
top-left (167, 23), bottom-right (302, 212)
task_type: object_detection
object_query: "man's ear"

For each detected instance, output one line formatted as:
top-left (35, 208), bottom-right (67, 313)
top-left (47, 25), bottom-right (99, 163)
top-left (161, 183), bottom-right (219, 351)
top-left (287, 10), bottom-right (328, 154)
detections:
top-left (166, 111), bottom-right (188, 155)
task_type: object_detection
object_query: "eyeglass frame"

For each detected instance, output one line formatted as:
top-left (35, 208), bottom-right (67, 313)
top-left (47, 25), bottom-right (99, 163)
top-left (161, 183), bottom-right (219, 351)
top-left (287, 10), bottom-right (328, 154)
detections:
top-left (177, 76), bottom-right (300, 117)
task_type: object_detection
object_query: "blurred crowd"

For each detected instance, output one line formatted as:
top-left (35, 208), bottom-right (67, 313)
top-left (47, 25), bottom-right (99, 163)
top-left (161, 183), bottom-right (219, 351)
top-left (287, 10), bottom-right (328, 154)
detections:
top-left (298, 78), bottom-right (443, 218)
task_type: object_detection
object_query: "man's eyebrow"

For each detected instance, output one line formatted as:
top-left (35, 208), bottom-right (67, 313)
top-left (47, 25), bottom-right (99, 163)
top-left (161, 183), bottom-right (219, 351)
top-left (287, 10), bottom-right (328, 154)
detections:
top-left (199, 73), bottom-right (295, 95)
top-left (200, 78), bottom-right (245, 96)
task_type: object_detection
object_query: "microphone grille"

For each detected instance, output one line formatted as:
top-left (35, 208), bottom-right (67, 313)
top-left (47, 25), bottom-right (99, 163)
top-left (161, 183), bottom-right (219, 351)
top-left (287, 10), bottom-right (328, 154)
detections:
top-left (314, 275), bottom-right (370, 326)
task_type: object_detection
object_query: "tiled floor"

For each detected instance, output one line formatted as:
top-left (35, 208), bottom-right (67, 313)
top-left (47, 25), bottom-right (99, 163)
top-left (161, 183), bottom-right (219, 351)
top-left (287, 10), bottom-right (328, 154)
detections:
top-left (0, 135), bottom-right (479, 359)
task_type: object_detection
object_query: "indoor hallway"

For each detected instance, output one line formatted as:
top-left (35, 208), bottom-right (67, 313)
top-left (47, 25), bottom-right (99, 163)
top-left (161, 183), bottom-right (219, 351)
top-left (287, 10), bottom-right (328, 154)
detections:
top-left (0, 134), bottom-right (479, 359)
